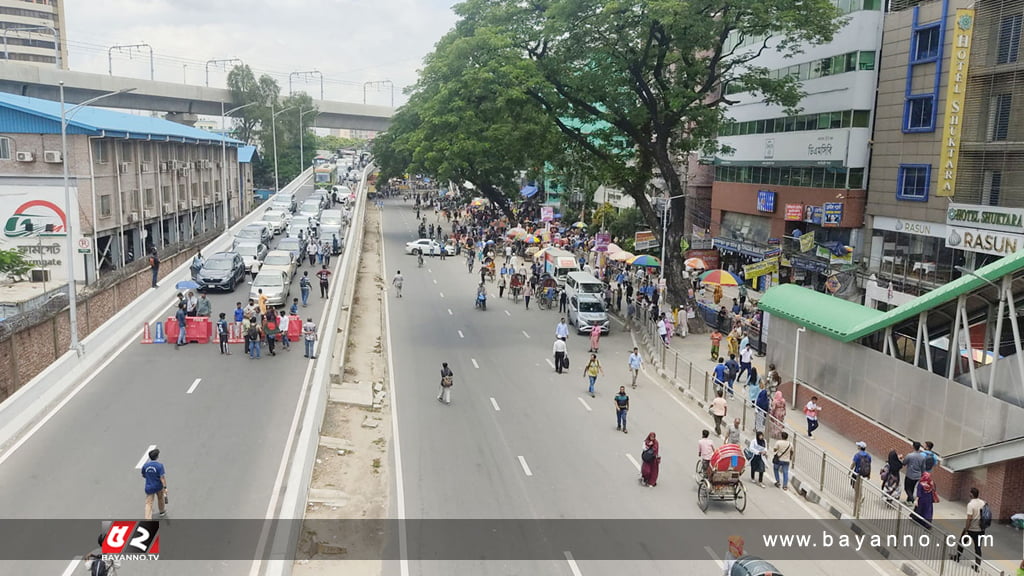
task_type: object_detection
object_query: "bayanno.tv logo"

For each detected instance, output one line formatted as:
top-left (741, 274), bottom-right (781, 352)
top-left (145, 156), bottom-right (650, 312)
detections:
top-left (101, 521), bottom-right (160, 560)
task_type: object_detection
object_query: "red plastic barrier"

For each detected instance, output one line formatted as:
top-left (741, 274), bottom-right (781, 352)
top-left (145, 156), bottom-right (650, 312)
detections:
top-left (227, 322), bottom-right (245, 344)
top-left (185, 316), bottom-right (212, 344)
top-left (165, 317), bottom-right (180, 343)
top-left (288, 315), bottom-right (302, 342)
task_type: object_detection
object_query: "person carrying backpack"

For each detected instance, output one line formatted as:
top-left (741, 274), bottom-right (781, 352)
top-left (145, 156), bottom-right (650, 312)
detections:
top-left (922, 441), bottom-right (939, 471)
top-left (850, 441), bottom-right (871, 488)
top-left (953, 487), bottom-right (990, 568)
top-left (299, 271), bottom-right (312, 307)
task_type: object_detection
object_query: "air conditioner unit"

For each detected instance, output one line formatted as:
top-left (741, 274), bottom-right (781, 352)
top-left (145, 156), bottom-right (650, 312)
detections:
top-left (30, 269), bottom-right (50, 283)
top-left (15, 151), bottom-right (34, 162)
top-left (177, 168), bottom-right (188, 177)
top-left (194, 160), bottom-right (204, 169)
top-left (214, 193), bottom-right (222, 201)
top-left (216, 161), bottom-right (223, 168)
top-left (144, 210), bottom-right (154, 219)
top-left (163, 202), bottom-right (172, 213)
top-left (203, 160), bottom-right (212, 169)
top-left (127, 212), bottom-right (139, 223)
top-left (118, 162), bottom-right (130, 174)
top-left (43, 150), bottom-right (62, 163)
top-left (140, 163), bottom-right (151, 172)
top-left (178, 199), bottom-right (188, 209)
top-left (159, 161), bottom-right (170, 172)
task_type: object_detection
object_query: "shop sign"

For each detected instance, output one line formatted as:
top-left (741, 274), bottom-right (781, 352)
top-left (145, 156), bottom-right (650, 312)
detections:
top-left (946, 203), bottom-right (1024, 234)
top-left (764, 247), bottom-right (782, 258)
top-left (800, 231), bottom-right (816, 253)
top-left (767, 237), bottom-right (781, 245)
top-left (803, 205), bottom-right (823, 225)
top-left (936, 9), bottom-right (975, 197)
top-left (791, 256), bottom-right (830, 273)
top-left (822, 202), bottom-right (844, 227)
top-left (945, 226), bottom-right (1024, 257)
top-left (635, 230), bottom-right (659, 250)
top-left (756, 190), bottom-right (777, 213)
top-left (685, 249), bottom-right (720, 270)
top-left (594, 232), bottom-right (611, 252)
top-left (872, 216), bottom-right (948, 239)
top-left (0, 186), bottom-right (83, 283)
top-left (744, 257), bottom-right (779, 279)
top-left (540, 206), bottom-right (554, 222)
top-left (784, 204), bottom-right (804, 221)
top-left (712, 237), bottom-right (767, 259)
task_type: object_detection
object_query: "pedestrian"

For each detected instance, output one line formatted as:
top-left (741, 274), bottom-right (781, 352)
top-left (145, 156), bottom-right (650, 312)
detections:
top-left (438, 362), bottom-right (454, 404)
top-left (247, 320), bottom-right (263, 359)
top-left (738, 343), bottom-right (753, 380)
top-left (559, 289), bottom-right (568, 313)
top-left (264, 310), bottom-right (279, 356)
top-left (553, 338), bottom-right (567, 374)
top-left (556, 318), bottom-right (569, 341)
top-left (316, 265), bottom-right (332, 298)
top-left (766, 363), bottom-right (782, 392)
top-left (922, 441), bottom-right (940, 472)
top-left (392, 270), bottom-right (404, 298)
top-left (249, 255), bottom-right (261, 281)
top-left (755, 382), bottom-right (769, 434)
top-left (881, 449), bottom-right (904, 504)
top-left (524, 283), bottom-right (533, 309)
top-left (697, 429), bottom-right (715, 478)
top-left (952, 487), bottom-right (988, 568)
top-left (726, 418), bottom-right (742, 445)
top-left (234, 301), bottom-right (245, 324)
top-left (804, 395), bottom-right (822, 438)
top-left (640, 432), bottom-right (660, 487)
top-left (712, 357), bottom-right (728, 394)
top-left (748, 431), bottom-right (767, 487)
top-left (746, 366), bottom-right (760, 406)
top-left (850, 441), bottom-right (872, 488)
top-left (174, 303), bottom-right (187, 348)
top-left (149, 248), bottom-right (160, 288)
top-left (582, 353), bottom-right (603, 398)
top-left (769, 390), bottom-right (786, 439)
top-left (332, 234), bottom-right (340, 256)
top-left (725, 354), bottom-right (740, 397)
top-left (257, 289), bottom-right (268, 317)
top-left (727, 327), bottom-right (741, 358)
top-left (912, 471), bottom-right (939, 529)
top-left (197, 293), bottom-right (212, 317)
top-left (278, 308), bottom-right (291, 350)
top-left (302, 317), bottom-right (317, 359)
top-left (307, 239), bottom-right (318, 266)
top-left (241, 315), bottom-right (252, 355)
top-left (710, 390), bottom-right (728, 436)
top-left (772, 431), bottom-right (792, 490)
top-left (738, 282), bottom-right (748, 308)
top-left (657, 313), bottom-right (668, 347)
top-left (589, 323), bottom-right (602, 353)
top-left (290, 298), bottom-right (299, 316)
top-left (141, 448), bottom-right (167, 519)
top-left (903, 441), bottom-right (926, 503)
top-left (710, 329), bottom-right (723, 360)
top-left (723, 536), bottom-right (744, 576)
top-left (217, 312), bottom-right (230, 355)
top-left (498, 274), bottom-right (506, 299)
top-left (628, 347), bottom-right (643, 388)
top-left (614, 386), bottom-right (630, 433)
top-left (190, 250), bottom-right (204, 279)
top-left (185, 291), bottom-right (198, 316)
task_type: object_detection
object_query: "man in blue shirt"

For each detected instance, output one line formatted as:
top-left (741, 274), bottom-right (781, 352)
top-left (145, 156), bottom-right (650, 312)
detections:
top-left (233, 302), bottom-right (245, 323)
top-left (141, 448), bottom-right (167, 519)
top-left (174, 304), bottom-right (187, 347)
top-left (713, 357), bottom-right (728, 395)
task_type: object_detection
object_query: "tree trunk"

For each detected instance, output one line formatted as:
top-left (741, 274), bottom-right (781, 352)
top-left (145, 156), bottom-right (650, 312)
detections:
top-left (478, 182), bottom-right (516, 220)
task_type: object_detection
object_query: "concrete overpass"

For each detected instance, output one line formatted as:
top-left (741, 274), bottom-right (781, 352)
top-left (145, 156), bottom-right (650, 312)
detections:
top-left (0, 61), bottom-right (394, 131)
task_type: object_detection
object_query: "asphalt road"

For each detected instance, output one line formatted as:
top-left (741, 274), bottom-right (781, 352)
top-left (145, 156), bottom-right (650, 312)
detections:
top-left (0, 180), bottom-right (349, 576)
top-left (381, 200), bottom-right (900, 576)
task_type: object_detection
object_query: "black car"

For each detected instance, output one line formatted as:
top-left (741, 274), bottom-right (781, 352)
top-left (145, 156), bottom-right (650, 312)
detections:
top-left (196, 252), bottom-right (247, 292)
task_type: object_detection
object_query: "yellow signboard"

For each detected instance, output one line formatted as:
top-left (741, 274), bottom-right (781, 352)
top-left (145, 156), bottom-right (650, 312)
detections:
top-left (743, 257), bottom-right (779, 279)
top-left (800, 231), bottom-right (815, 253)
top-left (937, 9), bottom-right (975, 197)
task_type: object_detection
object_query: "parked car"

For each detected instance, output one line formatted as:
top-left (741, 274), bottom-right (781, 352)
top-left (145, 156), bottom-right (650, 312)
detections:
top-left (262, 250), bottom-right (297, 281)
top-left (320, 225), bottom-right (344, 254)
top-left (235, 242), bottom-right (268, 264)
top-left (270, 194), bottom-right (297, 213)
top-left (277, 236), bottom-right (305, 265)
top-left (298, 199), bottom-right (322, 221)
top-left (405, 238), bottom-right (455, 256)
top-left (233, 223), bottom-right (270, 248)
top-left (195, 251), bottom-right (247, 292)
top-left (568, 293), bottom-right (610, 334)
top-left (249, 270), bottom-right (290, 307)
top-left (287, 220), bottom-right (316, 242)
top-left (262, 209), bottom-right (289, 234)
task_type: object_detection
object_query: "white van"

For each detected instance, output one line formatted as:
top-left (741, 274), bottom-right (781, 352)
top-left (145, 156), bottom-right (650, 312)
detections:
top-left (564, 271), bottom-right (605, 301)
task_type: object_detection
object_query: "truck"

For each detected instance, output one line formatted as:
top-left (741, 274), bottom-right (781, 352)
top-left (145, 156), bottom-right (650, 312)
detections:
top-left (543, 248), bottom-right (580, 286)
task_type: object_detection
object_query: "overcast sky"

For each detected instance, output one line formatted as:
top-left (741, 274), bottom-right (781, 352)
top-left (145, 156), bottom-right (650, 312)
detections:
top-left (63, 0), bottom-right (460, 107)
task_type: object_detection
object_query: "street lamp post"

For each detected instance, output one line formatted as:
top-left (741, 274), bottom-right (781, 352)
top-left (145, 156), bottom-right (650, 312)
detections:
top-left (792, 326), bottom-right (806, 408)
top-left (221, 101), bottom-right (258, 230)
top-left (60, 82), bottom-right (136, 356)
top-left (297, 108), bottom-right (318, 171)
top-left (271, 104), bottom-right (297, 191)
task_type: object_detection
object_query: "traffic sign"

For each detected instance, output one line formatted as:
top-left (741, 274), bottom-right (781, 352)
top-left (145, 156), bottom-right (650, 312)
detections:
top-left (77, 237), bottom-right (92, 254)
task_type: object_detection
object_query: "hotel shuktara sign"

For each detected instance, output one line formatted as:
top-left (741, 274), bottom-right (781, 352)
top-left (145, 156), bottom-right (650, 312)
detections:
top-left (937, 9), bottom-right (975, 197)
top-left (945, 203), bottom-right (1024, 257)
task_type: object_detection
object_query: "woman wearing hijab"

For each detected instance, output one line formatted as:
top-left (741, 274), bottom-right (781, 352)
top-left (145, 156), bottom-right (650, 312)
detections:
top-left (882, 450), bottom-right (903, 505)
top-left (748, 431), bottom-right (768, 488)
top-left (589, 323), bottom-right (602, 353)
top-left (755, 384), bottom-right (770, 434)
top-left (640, 432), bottom-right (661, 487)
top-left (746, 366), bottom-right (760, 407)
top-left (912, 471), bottom-right (939, 529)
top-left (769, 390), bottom-right (787, 439)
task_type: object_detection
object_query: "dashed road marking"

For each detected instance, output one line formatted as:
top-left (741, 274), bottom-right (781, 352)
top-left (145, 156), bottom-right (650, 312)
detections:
top-left (564, 551), bottom-right (584, 576)
top-left (458, 330), bottom-right (464, 339)
top-left (135, 444), bottom-right (158, 469)
top-left (626, 453), bottom-right (641, 472)
top-left (471, 358), bottom-right (479, 369)
top-left (577, 397), bottom-right (593, 412)
top-left (448, 309), bottom-right (453, 315)
top-left (439, 292), bottom-right (444, 298)
top-left (186, 378), bottom-right (202, 394)
top-left (490, 397), bottom-right (500, 411)
top-left (522, 330), bottom-right (530, 339)
top-left (517, 456), bottom-right (533, 477)
top-left (505, 310), bottom-right (511, 317)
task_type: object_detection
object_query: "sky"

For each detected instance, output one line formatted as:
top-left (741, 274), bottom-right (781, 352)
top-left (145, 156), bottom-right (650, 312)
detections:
top-left (62, 0), bottom-right (461, 107)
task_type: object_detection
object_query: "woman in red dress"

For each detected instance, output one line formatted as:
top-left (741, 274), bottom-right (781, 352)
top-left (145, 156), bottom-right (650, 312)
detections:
top-left (640, 432), bottom-right (661, 487)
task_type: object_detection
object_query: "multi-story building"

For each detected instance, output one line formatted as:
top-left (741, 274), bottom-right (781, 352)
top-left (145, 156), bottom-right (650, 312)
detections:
top-left (0, 0), bottom-right (68, 68)
top-left (865, 0), bottom-right (1024, 309)
top-left (0, 92), bottom-right (251, 284)
top-left (711, 0), bottom-right (883, 292)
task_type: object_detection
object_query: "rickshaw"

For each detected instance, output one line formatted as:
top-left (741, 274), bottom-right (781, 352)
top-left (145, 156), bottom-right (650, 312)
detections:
top-left (538, 276), bottom-right (558, 310)
top-left (695, 444), bottom-right (747, 513)
top-left (510, 273), bottom-right (525, 302)
top-left (482, 257), bottom-right (497, 282)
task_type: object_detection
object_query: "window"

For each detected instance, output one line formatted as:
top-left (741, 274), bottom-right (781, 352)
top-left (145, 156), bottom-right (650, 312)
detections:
top-left (144, 188), bottom-right (155, 208)
top-left (161, 185), bottom-right (170, 206)
top-left (191, 183), bottom-right (199, 200)
top-left (988, 93), bottom-right (1012, 141)
top-left (897, 164), bottom-right (930, 201)
top-left (119, 141), bottom-right (133, 163)
top-left (141, 144), bottom-right (152, 162)
top-left (178, 184), bottom-right (186, 204)
top-left (983, 171), bottom-right (1002, 206)
top-left (0, 137), bottom-right (9, 159)
top-left (912, 26), bottom-right (941, 62)
top-left (853, 110), bottom-right (871, 127)
top-left (93, 140), bottom-right (109, 164)
top-left (904, 96), bottom-right (934, 131)
top-left (859, 51), bottom-right (876, 70)
top-left (997, 15), bottom-right (1022, 65)
top-left (848, 167), bottom-right (865, 189)
top-left (99, 195), bottom-right (112, 217)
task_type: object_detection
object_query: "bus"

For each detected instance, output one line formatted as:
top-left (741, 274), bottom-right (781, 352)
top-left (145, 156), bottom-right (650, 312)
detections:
top-left (313, 163), bottom-right (337, 189)
top-left (312, 155), bottom-right (331, 167)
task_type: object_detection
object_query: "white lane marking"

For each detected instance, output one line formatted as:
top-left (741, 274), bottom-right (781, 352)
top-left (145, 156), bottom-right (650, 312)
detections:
top-left (517, 455), bottom-right (533, 477)
top-left (447, 309), bottom-right (453, 315)
top-left (626, 453), bottom-right (641, 472)
top-left (458, 330), bottom-right (464, 339)
top-left (490, 397), bottom-right (500, 411)
top-left (471, 358), bottom-right (479, 369)
top-left (504, 310), bottom-right (511, 317)
top-left (439, 292), bottom-right (444, 298)
top-left (522, 330), bottom-right (530, 339)
top-left (577, 397), bottom-right (593, 412)
top-left (545, 358), bottom-right (555, 369)
top-left (433, 279), bottom-right (437, 285)
top-left (61, 558), bottom-right (81, 576)
top-left (704, 546), bottom-right (723, 569)
top-left (135, 444), bottom-right (157, 469)
top-left (564, 551), bottom-right (584, 576)
top-left (186, 378), bottom-right (202, 394)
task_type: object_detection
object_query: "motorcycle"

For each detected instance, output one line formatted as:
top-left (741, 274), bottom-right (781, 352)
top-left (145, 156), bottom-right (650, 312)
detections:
top-left (475, 292), bottom-right (487, 310)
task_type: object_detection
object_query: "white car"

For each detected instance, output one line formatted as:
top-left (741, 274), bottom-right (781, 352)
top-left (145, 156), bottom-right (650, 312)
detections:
top-left (262, 209), bottom-right (289, 234)
top-left (262, 250), bottom-right (297, 281)
top-left (405, 238), bottom-right (455, 256)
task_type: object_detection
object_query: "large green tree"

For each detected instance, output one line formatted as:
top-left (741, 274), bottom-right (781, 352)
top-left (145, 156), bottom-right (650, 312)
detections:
top-left (226, 64), bottom-right (279, 145)
top-left (455, 0), bottom-right (840, 305)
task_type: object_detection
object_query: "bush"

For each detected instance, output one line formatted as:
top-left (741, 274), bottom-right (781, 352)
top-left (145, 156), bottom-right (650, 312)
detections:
top-left (0, 249), bottom-right (32, 281)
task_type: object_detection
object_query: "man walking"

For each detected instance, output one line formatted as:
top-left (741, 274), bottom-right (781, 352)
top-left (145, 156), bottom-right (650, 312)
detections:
top-left (303, 317), bottom-right (318, 359)
top-left (952, 487), bottom-right (987, 569)
top-left (553, 337), bottom-right (567, 374)
top-left (725, 354), bottom-right (741, 397)
top-left (903, 441), bottom-right (926, 503)
top-left (710, 389), bottom-right (728, 437)
top-left (307, 239), bottom-right (318, 266)
top-left (438, 362), bottom-right (454, 404)
top-left (738, 343), bottom-right (753, 380)
top-left (299, 271), bottom-right (312, 307)
top-left (804, 395), bottom-right (822, 438)
top-left (217, 312), bottom-right (230, 355)
top-left (316, 265), bottom-right (332, 298)
top-left (726, 418), bottom-right (742, 445)
top-left (628, 347), bottom-right (643, 388)
top-left (278, 309), bottom-right (290, 351)
top-left (392, 270), bottom-right (404, 298)
top-left (174, 304), bottom-right (187, 348)
top-left (614, 386), bottom-right (630, 433)
top-left (556, 318), bottom-right (569, 341)
top-left (559, 289), bottom-right (568, 313)
top-left (149, 248), bottom-right (160, 288)
top-left (141, 448), bottom-right (167, 520)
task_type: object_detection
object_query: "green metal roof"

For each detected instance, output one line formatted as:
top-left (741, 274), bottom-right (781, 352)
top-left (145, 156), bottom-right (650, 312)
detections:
top-left (759, 250), bottom-right (1024, 342)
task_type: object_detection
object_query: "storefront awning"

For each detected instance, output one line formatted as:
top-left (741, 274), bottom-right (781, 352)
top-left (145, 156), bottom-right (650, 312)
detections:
top-left (520, 185), bottom-right (539, 198)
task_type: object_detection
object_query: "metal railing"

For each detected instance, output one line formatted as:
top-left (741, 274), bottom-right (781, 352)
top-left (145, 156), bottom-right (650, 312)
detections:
top-left (630, 311), bottom-right (1004, 576)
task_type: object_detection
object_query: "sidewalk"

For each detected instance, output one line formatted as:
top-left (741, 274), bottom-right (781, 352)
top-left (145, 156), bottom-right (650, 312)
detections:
top-left (621, 282), bottom-right (1019, 576)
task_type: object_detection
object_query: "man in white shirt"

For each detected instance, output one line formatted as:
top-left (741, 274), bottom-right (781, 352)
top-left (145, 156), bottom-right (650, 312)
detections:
top-left (954, 487), bottom-right (987, 568)
top-left (657, 314), bottom-right (668, 346)
top-left (552, 338), bottom-right (567, 374)
top-left (555, 318), bottom-right (569, 341)
top-left (628, 347), bottom-right (643, 388)
top-left (739, 344), bottom-right (754, 380)
top-left (392, 270), bottom-right (404, 298)
top-left (504, 244), bottom-right (513, 265)
top-left (249, 255), bottom-right (262, 281)
top-left (277, 310), bottom-right (291, 351)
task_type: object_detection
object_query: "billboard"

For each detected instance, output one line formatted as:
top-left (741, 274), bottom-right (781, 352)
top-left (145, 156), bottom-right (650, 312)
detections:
top-left (635, 230), bottom-right (659, 250)
top-left (0, 184), bottom-right (82, 282)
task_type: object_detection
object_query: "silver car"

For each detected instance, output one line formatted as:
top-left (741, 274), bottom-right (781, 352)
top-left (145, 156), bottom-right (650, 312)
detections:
top-left (249, 270), bottom-right (290, 307)
top-left (262, 250), bottom-right (297, 281)
top-left (235, 242), bottom-right (268, 264)
top-left (568, 293), bottom-right (610, 334)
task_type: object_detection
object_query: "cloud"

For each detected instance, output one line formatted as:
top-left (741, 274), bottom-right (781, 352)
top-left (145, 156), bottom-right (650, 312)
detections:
top-left (63, 0), bottom-right (459, 106)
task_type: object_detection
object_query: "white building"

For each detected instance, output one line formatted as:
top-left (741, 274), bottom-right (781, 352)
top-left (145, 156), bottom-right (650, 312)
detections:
top-left (0, 0), bottom-right (69, 68)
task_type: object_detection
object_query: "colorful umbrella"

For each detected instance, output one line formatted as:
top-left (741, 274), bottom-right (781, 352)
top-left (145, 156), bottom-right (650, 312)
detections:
top-left (525, 235), bottom-right (541, 244)
top-left (506, 227), bottom-right (527, 239)
top-left (699, 269), bottom-right (741, 286)
top-left (607, 243), bottom-right (622, 254)
top-left (684, 257), bottom-right (708, 270)
top-left (610, 251), bottom-right (635, 262)
top-left (572, 221), bottom-right (588, 229)
top-left (628, 254), bottom-right (661, 267)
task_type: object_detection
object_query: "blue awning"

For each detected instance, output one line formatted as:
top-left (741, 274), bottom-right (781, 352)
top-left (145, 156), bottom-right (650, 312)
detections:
top-left (520, 185), bottom-right (538, 198)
